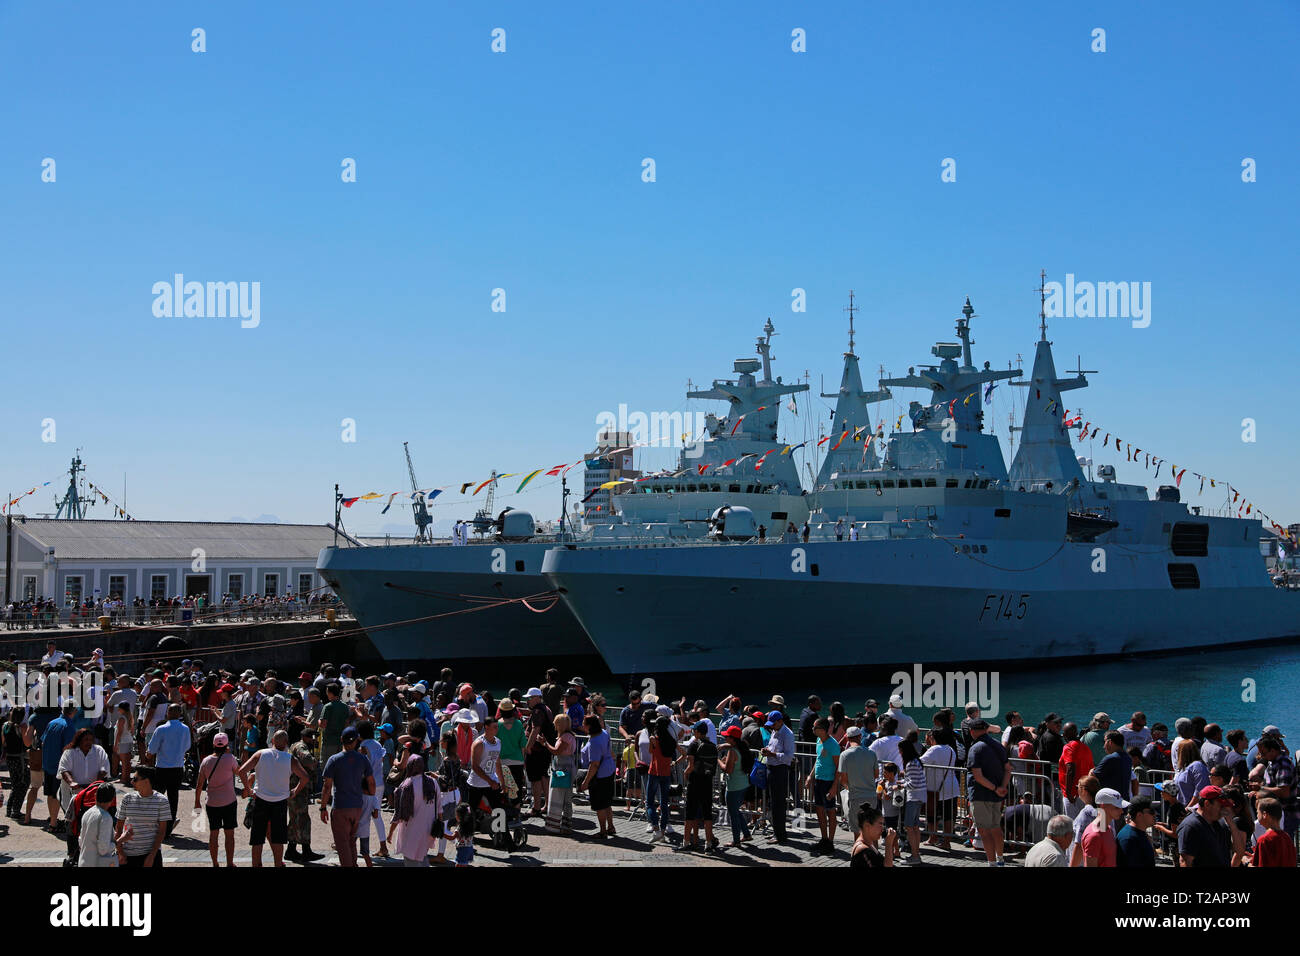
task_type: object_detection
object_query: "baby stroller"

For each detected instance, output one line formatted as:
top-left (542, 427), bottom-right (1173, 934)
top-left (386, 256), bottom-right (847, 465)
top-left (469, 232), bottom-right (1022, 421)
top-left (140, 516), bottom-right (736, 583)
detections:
top-left (184, 720), bottom-right (223, 786)
top-left (471, 784), bottom-right (528, 852)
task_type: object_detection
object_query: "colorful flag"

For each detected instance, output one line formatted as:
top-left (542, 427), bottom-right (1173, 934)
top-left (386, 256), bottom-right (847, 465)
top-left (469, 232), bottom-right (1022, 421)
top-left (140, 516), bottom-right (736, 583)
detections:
top-left (516, 469), bottom-right (543, 493)
top-left (459, 482), bottom-right (474, 494)
top-left (341, 497), bottom-right (360, 508)
top-left (380, 492), bottom-right (398, 514)
top-left (697, 464), bottom-right (710, 476)
top-left (730, 416), bottom-right (745, 435)
top-left (1175, 468), bottom-right (1186, 487)
top-left (984, 383), bottom-right (996, 402)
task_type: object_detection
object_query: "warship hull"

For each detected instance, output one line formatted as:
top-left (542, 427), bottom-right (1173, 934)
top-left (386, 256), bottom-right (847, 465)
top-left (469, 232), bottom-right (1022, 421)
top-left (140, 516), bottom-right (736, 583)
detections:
top-left (317, 542), bottom-right (595, 662)
top-left (542, 534), bottom-right (1300, 675)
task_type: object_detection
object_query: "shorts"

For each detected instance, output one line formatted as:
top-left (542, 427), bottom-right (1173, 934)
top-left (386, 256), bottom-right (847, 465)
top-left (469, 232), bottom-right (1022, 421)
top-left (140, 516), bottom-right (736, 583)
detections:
top-left (524, 749), bottom-right (551, 784)
top-left (588, 774), bottom-right (616, 812)
top-left (971, 799), bottom-right (1003, 831)
top-left (902, 800), bottom-right (923, 828)
top-left (44, 775), bottom-right (61, 798)
top-left (206, 801), bottom-right (237, 831)
top-left (813, 779), bottom-right (837, 812)
top-left (249, 796), bottom-right (288, 845)
top-left (684, 780), bottom-right (713, 821)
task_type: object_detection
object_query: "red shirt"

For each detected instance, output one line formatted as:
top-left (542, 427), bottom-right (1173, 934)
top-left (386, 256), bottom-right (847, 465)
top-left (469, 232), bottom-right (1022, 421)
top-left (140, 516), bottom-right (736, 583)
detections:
top-left (1059, 740), bottom-right (1094, 799)
top-left (1081, 820), bottom-right (1117, 867)
top-left (649, 737), bottom-right (673, 777)
top-left (1253, 827), bottom-right (1297, 867)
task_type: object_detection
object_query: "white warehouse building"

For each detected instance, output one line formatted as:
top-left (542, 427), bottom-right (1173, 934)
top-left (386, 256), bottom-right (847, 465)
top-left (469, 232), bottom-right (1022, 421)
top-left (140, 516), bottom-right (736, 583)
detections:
top-left (0, 518), bottom-right (348, 606)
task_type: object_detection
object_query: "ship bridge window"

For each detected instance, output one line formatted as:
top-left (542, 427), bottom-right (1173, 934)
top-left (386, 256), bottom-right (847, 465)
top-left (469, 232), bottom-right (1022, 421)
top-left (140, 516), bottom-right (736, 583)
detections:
top-left (746, 485), bottom-right (757, 493)
top-left (884, 480), bottom-right (895, 489)
top-left (1170, 522), bottom-right (1209, 557)
top-left (994, 508), bottom-right (1011, 518)
top-left (1167, 563), bottom-right (1200, 589)
top-left (711, 484), bottom-right (721, 492)
top-left (870, 481), bottom-right (882, 491)
top-left (964, 480), bottom-right (974, 488)
top-left (515, 560), bottom-right (525, 572)
top-left (945, 479), bottom-right (958, 488)
top-left (979, 480), bottom-right (990, 489)
top-left (924, 478), bottom-right (937, 487)
top-left (687, 485), bottom-right (697, 493)
top-left (910, 479), bottom-right (923, 488)
top-left (729, 484), bottom-right (740, 493)
top-left (856, 481), bottom-right (868, 490)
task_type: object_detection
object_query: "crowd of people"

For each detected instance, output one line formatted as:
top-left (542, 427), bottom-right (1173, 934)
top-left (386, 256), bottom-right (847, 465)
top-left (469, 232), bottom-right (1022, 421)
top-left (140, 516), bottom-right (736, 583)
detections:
top-left (2, 591), bottom-right (342, 629)
top-left (0, 647), bottom-right (1295, 869)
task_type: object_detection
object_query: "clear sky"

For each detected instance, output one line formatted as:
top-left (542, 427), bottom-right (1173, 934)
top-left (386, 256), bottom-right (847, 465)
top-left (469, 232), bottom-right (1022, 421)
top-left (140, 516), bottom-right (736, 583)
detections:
top-left (1, 1), bottom-right (1296, 534)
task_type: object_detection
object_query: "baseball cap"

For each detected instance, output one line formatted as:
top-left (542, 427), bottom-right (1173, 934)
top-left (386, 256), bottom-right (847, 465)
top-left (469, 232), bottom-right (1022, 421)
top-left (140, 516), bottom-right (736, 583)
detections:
top-left (1197, 785), bottom-right (1231, 804)
top-left (967, 718), bottom-right (989, 731)
top-left (1263, 725), bottom-right (1284, 738)
top-left (1044, 712), bottom-right (1062, 723)
top-left (526, 687), bottom-right (543, 698)
top-left (340, 727), bottom-right (360, 744)
top-left (378, 723), bottom-right (395, 735)
top-left (889, 694), bottom-right (904, 708)
top-left (213, 733), bottom-right (229, 747)
top-left (693, 720), bottom-right (709, 734)
top-left (298, 671), bottom-right (313, 681)
top-left (765, 710), bottom-right (784, 727)
top-left (1093, 712), bottom-right (1112, 723)
top-left (846, 726), bottom-right (863, 739)
top-left (656, 705), bottom-right (672, 717)
top-left (1095, 788), bottom-right (1129, 809)
top-left (752, 711), bottom-right (765, 720)
top-left (721, 726), bottom-right (741, 739)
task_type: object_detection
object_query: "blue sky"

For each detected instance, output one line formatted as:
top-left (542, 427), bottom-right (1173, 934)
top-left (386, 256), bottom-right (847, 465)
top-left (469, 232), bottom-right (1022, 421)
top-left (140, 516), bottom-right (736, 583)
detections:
top-left (1, 1), bottom-right (1296, 532)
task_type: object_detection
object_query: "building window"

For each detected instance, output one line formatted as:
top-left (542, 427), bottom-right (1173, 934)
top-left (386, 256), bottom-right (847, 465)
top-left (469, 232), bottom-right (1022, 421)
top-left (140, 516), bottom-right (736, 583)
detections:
top-left (22, 576), bottom-right (36, 601)
top-left (228, 573), bottom-right (243, 599)
top-left (65, 576), bottom-right (83, 605)
top-left (264, 573), bottom-right (279, 597)
top-left (151, 575), bottom-right (168, 601)
top-left (108, 575), bottom-right (127, 600)
top-left (298, 573), bottom-right (313, 598)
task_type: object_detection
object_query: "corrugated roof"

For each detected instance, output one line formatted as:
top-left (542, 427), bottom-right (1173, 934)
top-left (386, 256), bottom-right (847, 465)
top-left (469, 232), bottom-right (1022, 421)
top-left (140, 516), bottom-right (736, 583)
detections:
top-left (18, 519), bottom-right (344, 561)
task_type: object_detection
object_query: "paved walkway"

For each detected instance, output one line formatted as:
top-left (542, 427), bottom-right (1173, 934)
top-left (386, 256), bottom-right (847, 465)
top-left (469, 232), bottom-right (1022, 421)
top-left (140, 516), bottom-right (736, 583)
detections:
top-left (0, 776), bottom-right (1017, 867)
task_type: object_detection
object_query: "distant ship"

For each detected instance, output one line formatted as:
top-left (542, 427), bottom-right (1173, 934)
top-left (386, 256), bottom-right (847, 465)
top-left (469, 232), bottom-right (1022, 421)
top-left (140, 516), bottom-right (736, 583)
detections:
top-left (317, 320), bottom-right (811, 664)
top-left (542, 293), bottom-right (1300, 676)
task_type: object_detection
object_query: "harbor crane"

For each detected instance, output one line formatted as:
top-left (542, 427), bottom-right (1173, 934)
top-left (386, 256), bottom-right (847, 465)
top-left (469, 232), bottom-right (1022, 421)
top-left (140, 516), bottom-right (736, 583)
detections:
top-left (403, 442), bottom-right (433, 543)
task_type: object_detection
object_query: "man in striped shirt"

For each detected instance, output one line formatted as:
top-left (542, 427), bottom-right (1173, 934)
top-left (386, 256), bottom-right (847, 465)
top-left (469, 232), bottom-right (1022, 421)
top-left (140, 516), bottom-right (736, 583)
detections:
top-left (115, 766), bottom-right (171, 867)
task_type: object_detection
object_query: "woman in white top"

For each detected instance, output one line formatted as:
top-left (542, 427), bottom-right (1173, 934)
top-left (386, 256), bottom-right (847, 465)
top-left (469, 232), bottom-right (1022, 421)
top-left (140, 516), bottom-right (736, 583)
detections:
top-left (921, 728), bottom-right (960, 850)
top-left (466, 716), bottom-right (503, 815)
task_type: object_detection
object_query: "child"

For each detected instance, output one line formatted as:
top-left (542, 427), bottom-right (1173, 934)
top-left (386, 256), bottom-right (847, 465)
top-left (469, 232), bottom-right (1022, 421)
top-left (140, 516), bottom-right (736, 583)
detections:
top-left (241, 714), bottom-right (259, 760)
top-left (1251, 797), bottom-right (1297, 867)
top-left (113, 702), bottom-right (135, 784)
top-left (433, 733), bottom-right (464, 864)
top-left (378, 723), bottom-right (397, 807)
top-left (454, 802), bottom-right (475, 866)
top-left (878, 761), bottom-right (904, 860)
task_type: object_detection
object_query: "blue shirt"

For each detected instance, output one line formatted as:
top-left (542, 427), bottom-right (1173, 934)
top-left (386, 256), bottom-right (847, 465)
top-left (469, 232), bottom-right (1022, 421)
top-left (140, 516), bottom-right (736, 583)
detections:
top-left (148, 720), bottom-right (193, 769)
top-left (765, 724), bottom-right (795, 766)
top-left (581, 730), bottom-right (616, 778)
top-left (323, 748), bottom-right (372, 810)
top-left (1116, 823), bottom-right (1156, 867)
top-left (814, 736), bottom-right (841, 781)
top-left (41, 717), bottom-right (74, 775)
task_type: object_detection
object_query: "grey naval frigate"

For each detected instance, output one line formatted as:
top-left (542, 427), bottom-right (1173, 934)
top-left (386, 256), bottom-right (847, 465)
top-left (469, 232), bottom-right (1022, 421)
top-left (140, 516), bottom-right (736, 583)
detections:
top-left (316, 320), bottom-right (811, 664)
top-left (542, 295), bottom-right (1300, 677)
